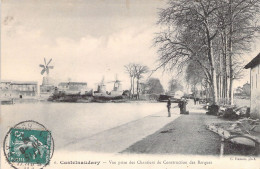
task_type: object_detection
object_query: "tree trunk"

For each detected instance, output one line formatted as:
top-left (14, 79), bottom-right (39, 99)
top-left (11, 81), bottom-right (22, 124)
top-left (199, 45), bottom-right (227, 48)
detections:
top-left (132, 77), bottom-right (135, 99)
top-left (219, 74), bottom-right (222, 103)
top-left (130, 76), bottom-right (133, 99)
top-left (217, 75), bottom-right (220, 101)
top-left (221, 29), bottom-right (228, 105)
top-left (208, 37), bottom-right (218, 104)
top-left (228, 0), bottom-right (234, 105)
top-left (136, 79), bottom-right (139, 100)
top-left (223, 33), bottom-right (227, 104)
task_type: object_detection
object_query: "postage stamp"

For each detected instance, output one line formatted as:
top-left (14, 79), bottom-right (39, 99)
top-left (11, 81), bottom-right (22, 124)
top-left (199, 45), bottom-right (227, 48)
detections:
top-left (3, 120), bottom-right (54, 169)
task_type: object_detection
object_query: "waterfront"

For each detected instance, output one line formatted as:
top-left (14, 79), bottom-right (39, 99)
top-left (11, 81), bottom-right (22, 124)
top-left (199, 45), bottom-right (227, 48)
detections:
top-left (1, 102), bottom-right (178, 150)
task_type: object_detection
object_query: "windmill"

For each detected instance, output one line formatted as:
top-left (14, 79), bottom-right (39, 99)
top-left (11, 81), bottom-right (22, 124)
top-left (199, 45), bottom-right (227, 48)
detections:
top-left (39, 58), bottom-right (54, 76)
top-left (95, 76), bottom-right (106, 93)
top-left (39, 58), bottom-right (54, 86)
top-left (107, 74), bottom-right (122, 92)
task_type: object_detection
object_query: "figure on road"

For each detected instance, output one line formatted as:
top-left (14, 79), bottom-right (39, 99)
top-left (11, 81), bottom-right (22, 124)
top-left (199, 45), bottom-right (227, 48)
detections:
top-left (167, 98), bottom-right (171, 117)
top-left (179, 98), bottom-right (188, 114)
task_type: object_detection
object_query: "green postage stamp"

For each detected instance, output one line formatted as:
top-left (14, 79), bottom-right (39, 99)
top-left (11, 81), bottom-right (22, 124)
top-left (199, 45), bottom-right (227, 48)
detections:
top-left (3, 120), bottom-right (54, 169)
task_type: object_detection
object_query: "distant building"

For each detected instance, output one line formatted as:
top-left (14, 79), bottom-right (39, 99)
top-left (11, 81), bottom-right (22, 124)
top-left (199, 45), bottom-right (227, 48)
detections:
top-left (234, 86), bottom-right (243, 95)
top-left (40, 76), bottom-right (56, 98)
top-left (40, 85), bottom-right (55, 95)
top-left (0, 80), bottom-right (38, 99)
top-left (234, 82), bottom-right (250, 96)
top-left (58, 82), bottom-right (87, 94)
top-left (245, 53), bottom-right (260, 119)
top-left (242, 82), bottom-right (251, 96)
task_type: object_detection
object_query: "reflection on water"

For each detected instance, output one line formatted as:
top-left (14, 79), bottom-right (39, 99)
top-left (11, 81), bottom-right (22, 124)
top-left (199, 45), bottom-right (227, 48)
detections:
top-left (1, 102), bottom-right (170, 148)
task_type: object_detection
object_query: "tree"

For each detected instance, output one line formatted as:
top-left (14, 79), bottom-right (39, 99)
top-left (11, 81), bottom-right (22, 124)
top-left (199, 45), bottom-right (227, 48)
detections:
top-left (124, 63), bottom-right (135, 98)
top-left (133, 64), bottom-right (149, 99)
top-left (216, 0), bottom-right (260, 104)
top-left (154, 0), bottom-right (260, 105)
top-left (186, 61), bottom-right (206, 97)
top-left (155, 0), bottom-right (221, 103)
top-left (168, 78), bottom-right (184, 93)
top-left (146, 78), bottom-right (164, 94)
top-left (124, 63), bottom-right (149, 99)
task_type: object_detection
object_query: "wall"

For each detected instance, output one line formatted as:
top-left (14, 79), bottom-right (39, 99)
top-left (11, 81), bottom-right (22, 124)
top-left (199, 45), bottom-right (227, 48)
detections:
top-left (0, 82), bottom-right (37, 99)
top-left (250, 64), bottom-right (260, 119)
top-left (58, 83), bottom-right (87, 94)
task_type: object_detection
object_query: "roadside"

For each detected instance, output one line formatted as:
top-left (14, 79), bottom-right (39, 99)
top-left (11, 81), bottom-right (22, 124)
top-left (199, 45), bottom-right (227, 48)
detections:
top-left (64, 106), bottom-right (181, 153)
top-left (122, 107), bottom-right (223, 155)
top-left (122, 102), bottom-right (257, 155)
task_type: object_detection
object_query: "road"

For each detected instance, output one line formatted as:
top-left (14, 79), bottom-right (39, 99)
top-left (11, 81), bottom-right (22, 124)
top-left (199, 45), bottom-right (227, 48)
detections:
top-left (122, 108), bottom-right (222, 155)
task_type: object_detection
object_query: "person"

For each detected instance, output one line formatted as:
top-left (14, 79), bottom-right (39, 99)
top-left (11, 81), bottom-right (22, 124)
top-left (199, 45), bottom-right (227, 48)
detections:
top-left (179, 98), bottom-right (187, 114)
top-left (196, 97), bottom-right (200, 104)
top-left (167, 98), bottom-right (171, 117)
top-left (178, 100), bottom-right (184, 114)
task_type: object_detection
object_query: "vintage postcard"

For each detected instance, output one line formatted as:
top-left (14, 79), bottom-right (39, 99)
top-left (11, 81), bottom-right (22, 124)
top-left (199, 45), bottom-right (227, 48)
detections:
top-left (1, 0), bottom-right (259, 169)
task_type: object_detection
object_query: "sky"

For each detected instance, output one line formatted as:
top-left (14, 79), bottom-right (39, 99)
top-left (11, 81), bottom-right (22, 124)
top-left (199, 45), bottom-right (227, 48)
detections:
top-left (1, 0), bottom-right (259, 91)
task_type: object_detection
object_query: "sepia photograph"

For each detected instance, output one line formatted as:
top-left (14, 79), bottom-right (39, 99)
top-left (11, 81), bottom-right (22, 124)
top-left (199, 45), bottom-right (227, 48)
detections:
top-left (1, 0), bottom-right (260, 169)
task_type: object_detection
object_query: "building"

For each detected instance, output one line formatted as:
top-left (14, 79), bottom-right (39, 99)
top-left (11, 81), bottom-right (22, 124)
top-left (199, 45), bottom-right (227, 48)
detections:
top-left (234, 82), bottom-right (250, 96)
top-left (58, 82), bottom-right (87, 94)
top-left (245, 53), bottom-right (260, 119)
top-left (0, 80), bottom-right (38, 99)
top-left (40, 76), bottom-right (56, 99)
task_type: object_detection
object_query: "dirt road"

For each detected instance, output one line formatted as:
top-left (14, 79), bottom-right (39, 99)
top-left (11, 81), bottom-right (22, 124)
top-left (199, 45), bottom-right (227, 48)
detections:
top-left (122, 109), bottom-right (224, 155)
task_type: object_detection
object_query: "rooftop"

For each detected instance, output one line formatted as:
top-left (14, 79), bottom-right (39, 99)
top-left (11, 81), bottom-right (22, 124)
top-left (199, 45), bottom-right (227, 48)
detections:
top-left (58, 82), bottom-right (87, 85)
top-left (244, 53), bottom-right (260, 69)
top-left (1, 80), bottom-right (38, 85)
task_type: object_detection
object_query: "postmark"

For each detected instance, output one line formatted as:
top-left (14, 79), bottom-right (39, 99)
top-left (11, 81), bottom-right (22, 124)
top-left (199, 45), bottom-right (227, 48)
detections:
top-left (3, 120), bottom-right (54, 169)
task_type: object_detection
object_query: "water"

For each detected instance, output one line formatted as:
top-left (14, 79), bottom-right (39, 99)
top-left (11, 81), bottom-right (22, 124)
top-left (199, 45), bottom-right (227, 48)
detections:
top-left (1, 102), bottom-right (170, 149)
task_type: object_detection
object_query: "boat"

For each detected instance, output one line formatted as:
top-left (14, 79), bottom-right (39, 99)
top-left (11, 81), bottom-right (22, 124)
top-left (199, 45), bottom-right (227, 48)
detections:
top-left (0, 98), bottom-right (14, 105)
top-left (48, 91), bottom-right (93, 102)
top-left (92, 76), bottom-right (126, 103)
top-left (158, 94), bottom-right (180, 103)
top-left (48, 76), bottom-right (126, 103)
top-left (207, 119), bottom-right (260, 155)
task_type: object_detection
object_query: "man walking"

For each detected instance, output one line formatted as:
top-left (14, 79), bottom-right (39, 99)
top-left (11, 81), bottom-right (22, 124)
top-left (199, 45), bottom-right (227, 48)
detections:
top-left (167, 98), bottom-right (171, 117)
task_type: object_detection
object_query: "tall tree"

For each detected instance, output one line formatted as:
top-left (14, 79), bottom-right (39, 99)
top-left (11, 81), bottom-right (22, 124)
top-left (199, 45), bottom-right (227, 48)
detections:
top-left (155, 0), bottom-right (260, 104)
top-left (124, 63), bottom-right (135, 98)
top-left (155, 0), bottom-right (221, 103)
top-left (146, 78), bottom-right (164, 94)
top-left (186, 61), bottom-right (206, 97)
top-left (168, 78), bottom-right (184, 93)
top-left (133, 64), bottom-right (149, 99)
top-left (125, 63), bottom-right (149, 99)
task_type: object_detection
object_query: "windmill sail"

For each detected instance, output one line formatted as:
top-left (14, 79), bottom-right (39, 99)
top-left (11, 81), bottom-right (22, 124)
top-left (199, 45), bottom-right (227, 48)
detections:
top-left (47, 58), bottom-right (52, 65)
top-left (39, 57), bottom-right (54, 75)
top-left (41, 69), bottom-right (46, 75)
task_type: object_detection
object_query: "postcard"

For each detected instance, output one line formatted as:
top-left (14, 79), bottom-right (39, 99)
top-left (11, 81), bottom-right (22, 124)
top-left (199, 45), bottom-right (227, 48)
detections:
top-left (1, 0), bottom-right (259, 169)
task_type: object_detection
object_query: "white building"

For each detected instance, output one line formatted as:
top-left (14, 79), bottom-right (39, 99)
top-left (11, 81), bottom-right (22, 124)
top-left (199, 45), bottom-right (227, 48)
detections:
top-left (58, 82), bottom-right (88, 94)
top-left (245, 53), bottom-right (260, 119)
top-left (0, 80), bottom-right (38, 99)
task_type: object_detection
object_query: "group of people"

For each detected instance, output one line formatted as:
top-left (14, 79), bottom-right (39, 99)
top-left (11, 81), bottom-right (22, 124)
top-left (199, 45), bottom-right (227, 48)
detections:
top-left (167, 98), bottom-right (188, 117)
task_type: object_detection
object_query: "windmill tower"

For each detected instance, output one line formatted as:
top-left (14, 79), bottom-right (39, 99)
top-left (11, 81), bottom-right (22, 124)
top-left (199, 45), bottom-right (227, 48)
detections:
top-left (96, 76), bottom-right (106, 94)
top-left (112, 74), bottom-right (122, 92)
top-left (39, 58), bottom-right (54, 85)
top-left (108, 74), bottom-right (123, 96)
top-left (39, 58), bottom-right (55, 98)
